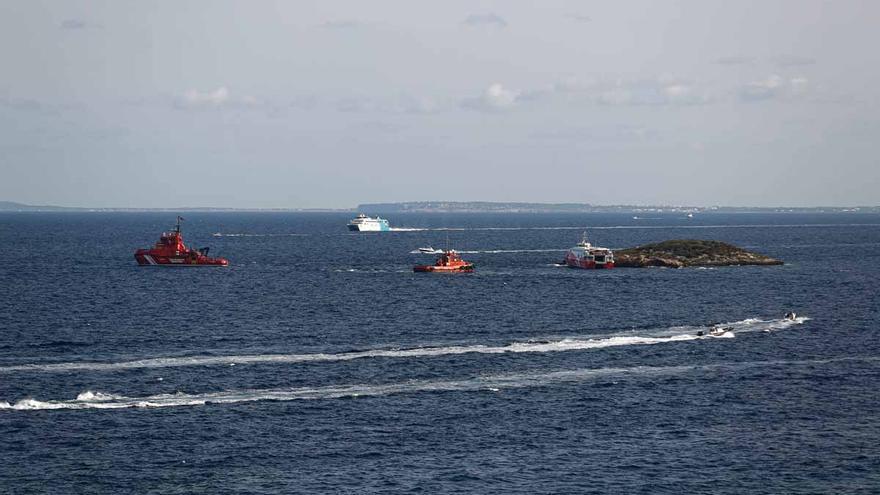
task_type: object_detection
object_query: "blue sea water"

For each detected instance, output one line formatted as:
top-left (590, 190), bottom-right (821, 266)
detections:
top-left (0, 211), bottom-right (879, 494)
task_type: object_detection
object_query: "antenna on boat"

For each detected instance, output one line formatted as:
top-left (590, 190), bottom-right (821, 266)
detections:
top-left (580, 230), bottom-right (591, 247)
top-left (176, 215), bottom-right (184, 233)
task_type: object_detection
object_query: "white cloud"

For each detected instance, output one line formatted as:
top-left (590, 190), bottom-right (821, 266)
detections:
top-left (321, 20), bottom-right (360, 30)
top-left (175, 87), bottom-right (264, 110)
top-left (396, 95), bottom-right (441, 114)
top-left (332, 94), bottom-right (444, 115)
top-left (593, 78), bottom-right (710, 106)
top-left (739, 75), bottom-right (808, 101)
top-left (463, 13), bottom-right (507, 28)
top-left (462, 83), bottom-right (520, 112)
top-left (60, 19), bottom-right (102, 30)
top-left (597, 87), bottom-right (633, 106)
top-left (182, 87), bottom-right (229, 107)
top-left (773, 55), bottom-right (816, 67)
top-left (790, 77), bottom-right (809, 94)
top-left (716, 56), bottom-right (755, 66)
top-left (566, 14), bottom-right (591, 23)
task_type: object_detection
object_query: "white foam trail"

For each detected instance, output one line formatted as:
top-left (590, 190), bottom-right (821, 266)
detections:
top-left (410, 248), bottom-right (564, 254)
top-left (393, 224), bottom-right (880, 232)
top-left (2, 354), bottom-right (873, 412)
top-left (456, 249), bottom-right (566, 254)
top-left (0, 318), bottom-right (807, 375)
top-left (212, 233), bottom-right (307, 237)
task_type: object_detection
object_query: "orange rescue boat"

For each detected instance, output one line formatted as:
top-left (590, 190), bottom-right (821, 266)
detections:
top-left (413, 249), bottom-right (474, 273)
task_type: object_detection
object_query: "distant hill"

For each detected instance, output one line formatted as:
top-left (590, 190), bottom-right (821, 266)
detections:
top-left (0, 201), bottom-right (349, 212)
top-left (2, 200), bottom-right (876, 213)
top-left (359, 202), bottom-right (599, 213)
top-left (0, 201), bottom-right (77, 211)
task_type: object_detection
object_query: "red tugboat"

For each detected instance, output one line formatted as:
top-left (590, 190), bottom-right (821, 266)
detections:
top-left (414, 249), bottom-right (474, 273)
top-left (135, 217), bottom-right (228, 266)
top-left (563, 232), bottom-right (614, 269)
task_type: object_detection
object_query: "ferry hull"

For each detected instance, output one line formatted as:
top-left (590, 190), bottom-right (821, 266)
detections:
top-left (347, 223), bottom-right (391, 232)
top-left (565, 259), bottom-right (614, 269)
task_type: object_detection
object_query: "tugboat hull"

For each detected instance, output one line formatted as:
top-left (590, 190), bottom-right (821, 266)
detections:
top-left (135, 252), bottom-right (228, 266)
top-left (413, 264), bottom-right (474, 273)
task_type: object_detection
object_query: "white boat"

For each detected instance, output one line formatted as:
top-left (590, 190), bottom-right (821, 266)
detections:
top-left (347, 214), bottom-right (391, 232)
top-left (417, 246), bottom-right (439, 254)
top-left (708, 326), bottom-right (734, 338)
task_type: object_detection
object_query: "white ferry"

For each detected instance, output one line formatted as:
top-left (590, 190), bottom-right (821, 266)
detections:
top-left (347, 213), bottom-right (391, 232)
top-left (563, 232), bottom-right (614, 269)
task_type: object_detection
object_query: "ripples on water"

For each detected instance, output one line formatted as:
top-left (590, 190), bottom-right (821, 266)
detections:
top-left (0, 212), bottom-right (878, 493)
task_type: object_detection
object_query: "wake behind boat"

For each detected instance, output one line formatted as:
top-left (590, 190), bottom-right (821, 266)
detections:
top-left (347, 213), bottom-right (391, 232)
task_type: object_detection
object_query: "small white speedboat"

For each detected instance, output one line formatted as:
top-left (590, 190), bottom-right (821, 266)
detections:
top-left (708, 326), bottom-right (734, 338)
top-left (417, 246), bottom-right (440, 254)
top-left (784, 312), bottom-right (798, 321)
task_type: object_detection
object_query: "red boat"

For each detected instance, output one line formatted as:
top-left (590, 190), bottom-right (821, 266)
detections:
top-left (563, 232), bottom-right (614, 269)
top-left (135, 217), bottom-right (228, 266)
top-left (414, 250), bottom-right (474, 273)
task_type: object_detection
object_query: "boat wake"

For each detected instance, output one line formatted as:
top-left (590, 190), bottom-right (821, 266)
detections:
top-left (0, 318), bottom-right (809, 375)
top-left (385, 224), bottom-right (880, 232)
top-left (409, 248), bottom-right (565, 254)
top-left (457, 249), bottom-right (566, 254)
top-left (1, 353), bottom-right (870, 412)
top-left (211, 233), bottom-right (307, 237)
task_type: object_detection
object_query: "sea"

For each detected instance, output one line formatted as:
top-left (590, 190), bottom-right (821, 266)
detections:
top-left (0, 211), bottom-right (878, 494)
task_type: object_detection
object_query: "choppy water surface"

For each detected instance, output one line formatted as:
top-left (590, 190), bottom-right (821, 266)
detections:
top-left (1, 212), bottom-right (878, 493)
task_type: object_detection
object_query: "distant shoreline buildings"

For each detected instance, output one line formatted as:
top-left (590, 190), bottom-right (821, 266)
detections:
top-left (0, 200), bottom-right (876, 214)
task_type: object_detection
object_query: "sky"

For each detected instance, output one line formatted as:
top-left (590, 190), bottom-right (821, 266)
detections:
top-left (1, 0), bottom-right (878, 208)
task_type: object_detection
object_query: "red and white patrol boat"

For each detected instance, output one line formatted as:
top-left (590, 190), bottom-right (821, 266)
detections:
top-left (563, 232), bottom-right (614, 269)
top-left (414, 249), bottom-right (474, 273)
top-left (135, 217), bottom-right (228, 266)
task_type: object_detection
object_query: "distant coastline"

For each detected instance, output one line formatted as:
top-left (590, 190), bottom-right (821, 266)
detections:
top-left (357, 201), bottom-right (877, 214)
top-left (0, 201), bottom-right (350, 213)
top-left (1, 200), bottom-right (876, 214)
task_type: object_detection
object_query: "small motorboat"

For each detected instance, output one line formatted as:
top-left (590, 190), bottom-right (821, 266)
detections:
top-left (417, 246), bottom-right (439, 254)
top-left (414, 249), bottom-right (474, 273)
top-left (784, 311), bottom-right (798, 321)
top-left (708, 326), bottom-right (734, 338)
